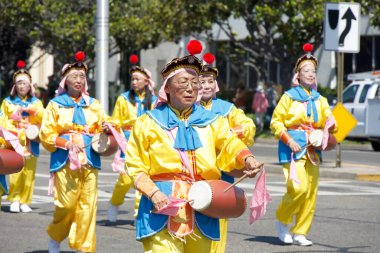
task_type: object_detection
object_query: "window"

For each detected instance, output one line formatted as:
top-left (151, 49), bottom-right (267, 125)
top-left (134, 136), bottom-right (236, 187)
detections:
top-left (343, 84), bottom-right (359, 103)
top-left (358, 84), bottom-right (371, 103)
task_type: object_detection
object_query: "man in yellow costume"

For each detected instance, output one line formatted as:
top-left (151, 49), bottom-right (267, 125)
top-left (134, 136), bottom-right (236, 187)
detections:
top-left (40, 51), bottom-right (118, 253)
top-left (199, 53), bottom-right (256, 253)
top-left (270, 43), bottom-right (338, 246)
top-left (125, 40), bottom-right (263, 253)
top-left (1, 60), bottom-right (44, 213)
top-left (107, 60), bottom-right (157, 222)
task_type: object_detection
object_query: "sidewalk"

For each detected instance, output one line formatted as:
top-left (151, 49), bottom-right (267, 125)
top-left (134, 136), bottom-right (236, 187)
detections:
top-left (254, 137), bottom-right (380, 181)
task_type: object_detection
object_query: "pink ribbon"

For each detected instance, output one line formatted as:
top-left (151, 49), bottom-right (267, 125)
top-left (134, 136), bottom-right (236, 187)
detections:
top-left (105, 122), bottom-right (128, 153)
top-left (0, 127), bottom-right (27, 156)
top-left (322, 116), bottom-right (336, 150)
top-left (68, 147), bottom-right (81, 170)
top-left (153, 196), bottom-right (187, 216)
top-left (249, 167), bottom-right (272, 224)
top-left (111, 149), bottom-right (127, 174)
top-left (48, 173), bottom-right (55, 196)
top-left (289, 152), bottom-right (300, 186)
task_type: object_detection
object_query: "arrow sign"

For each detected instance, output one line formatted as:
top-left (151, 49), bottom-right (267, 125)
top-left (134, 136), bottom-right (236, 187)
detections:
top-left (324, 2), bottom-right (360, 53)
top-left (339, 7), bottom-right (356, 46)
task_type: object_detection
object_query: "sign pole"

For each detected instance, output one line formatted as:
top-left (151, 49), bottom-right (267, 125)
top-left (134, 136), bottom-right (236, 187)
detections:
top-left (336, 52), bottom-right (344, 168)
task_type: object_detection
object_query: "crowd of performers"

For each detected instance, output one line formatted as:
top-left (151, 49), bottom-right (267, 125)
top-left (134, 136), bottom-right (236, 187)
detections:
top-left (0, 41), bottom-right (338, 253)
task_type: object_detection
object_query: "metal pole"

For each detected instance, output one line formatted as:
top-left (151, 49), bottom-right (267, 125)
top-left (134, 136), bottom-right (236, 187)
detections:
top-left (336, 52), bottom-right (344, 168)
top-left (95, 0), bottom-right (109, 113)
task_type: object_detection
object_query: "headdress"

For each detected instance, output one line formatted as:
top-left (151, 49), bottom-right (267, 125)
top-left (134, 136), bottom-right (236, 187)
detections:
top-left (128, 54), bottom-right (156, 95)
top-left (200, 52), bottom-right (219, 97)
top-left (11, 60), bottom-right (35, 97)
top-left (292, 43), bottom-right (318, 89)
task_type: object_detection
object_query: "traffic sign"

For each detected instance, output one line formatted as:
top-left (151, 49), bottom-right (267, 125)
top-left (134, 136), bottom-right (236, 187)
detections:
top-left (324, 2), bottom-right (360, 53)
top-left (332, 102), bottom-right (357, 143)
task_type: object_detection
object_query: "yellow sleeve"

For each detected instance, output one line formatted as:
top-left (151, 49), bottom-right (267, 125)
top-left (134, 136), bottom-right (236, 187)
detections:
top-left (270, 94), bottom-right (292, 138)
top-left (39, 102), bottom-right (59, 153)
top-left (125, 114), bottom-right (152, 180)
top-left (212, 116), bottom-right (252, 173)
top-left (227, 106), bottom-right (256, 146)
top-left (112, 95), bottom-right (137, 129)
top-left (0, 113), bottom-right (26, 146)
top-left (1, 100), bottom-right (16, 125)
top-left (28, 100), bottom-right (45, 125)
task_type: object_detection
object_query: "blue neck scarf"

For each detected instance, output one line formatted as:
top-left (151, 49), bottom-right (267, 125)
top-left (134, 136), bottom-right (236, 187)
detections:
top-left (210, 98), bottom-right (234, 117)
top-left (6, 95), bottom-right (38, 117)
top-left (148, 104), bottom-right (219, 151)
top-left (122, 91), bottom-right (158, 117)
top-left (51, 93), bottom-right (91, 125)
top-left (285, 85), bottom-right (321, 123)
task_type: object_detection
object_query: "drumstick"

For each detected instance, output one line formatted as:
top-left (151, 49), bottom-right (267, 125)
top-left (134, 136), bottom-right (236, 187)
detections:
top-left (224, 162), bottom-right (264, 192)
top-left (83, 139), bottom-right (99, 149)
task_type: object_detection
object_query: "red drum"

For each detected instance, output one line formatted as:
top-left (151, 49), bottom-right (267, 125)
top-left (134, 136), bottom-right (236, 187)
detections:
top-left (26, 125), bottom-right (40, 142)
top-left (0, 149), bottom-right (25, 174)
top-left (91, 133), bottom-right (118, 156)
top-left (187, 180), bottom-right (247, 219)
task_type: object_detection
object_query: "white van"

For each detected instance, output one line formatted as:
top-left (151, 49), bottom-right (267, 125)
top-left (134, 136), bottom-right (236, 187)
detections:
top-left (340, 70), bottom-right (380, 151)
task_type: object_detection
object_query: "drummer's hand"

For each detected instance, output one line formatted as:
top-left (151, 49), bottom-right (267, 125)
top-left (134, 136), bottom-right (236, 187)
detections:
top-left (102, 122), bottom-right (112, 134)
top-left (289, 139), bottom-right (301, 153)
top-left (65, 141), bottom-right (83, 153)
top-left (243, 156), bottom-right (263, 178)
top-left (151, 191), bottom-right (170, 210)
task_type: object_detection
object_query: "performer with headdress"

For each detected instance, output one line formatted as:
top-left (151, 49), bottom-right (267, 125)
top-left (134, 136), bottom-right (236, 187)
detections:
top-left (270, 43), bottom-right (338, 246)
top-left (107, 54), bottom-right (157, 222)
top-left (125, 40), bottom-right (262, 252)
top-left (39, 51), bottom-right (119, 253)
top-left (1, 60), bottom-right (45, 213)
top-left (199, 52), bottom-right (256, 253)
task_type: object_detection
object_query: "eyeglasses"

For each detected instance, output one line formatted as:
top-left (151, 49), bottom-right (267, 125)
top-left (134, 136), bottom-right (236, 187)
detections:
top-left (67, 73), bottom-right (86, 80)
top-left (173, 80), bottom-right (201, 90)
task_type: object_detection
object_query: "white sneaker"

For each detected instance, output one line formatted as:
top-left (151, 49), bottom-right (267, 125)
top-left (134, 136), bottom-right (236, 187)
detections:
top-left (48, 238), bottom-right (60, 253)
top-left (107, 203), bottom-right (119, 222)
top-left (10, 201), bottom-right (20, 213)
top-left (293, 234), bottom-right (313, 246)
top-left (275, 221), bottom-right (293, 244)
top-left (20, 204), bottom-right (33, 213)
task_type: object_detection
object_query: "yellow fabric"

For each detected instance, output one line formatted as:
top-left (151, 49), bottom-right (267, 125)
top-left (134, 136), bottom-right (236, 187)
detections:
top-left (201, 100), bottom-right (256, 146)
top-left (110, 93), bottom-right (155, 208)
top-left (0, 111), bottom-right (26, 147)
top-left (47, 163), bottom-right (98, 253)
top-left (270, 87), bottom-right (337, 138)
top-left (276, 156), bottom-right (319, 235)
top-left (0, 186), bottom-right (4, 208)
top-left (211, 218), bottom-right (228, 253)
top-left (110, 173), bottom-right (134, 206)
top-left (142, 227), bottom-right (212, 253)
top-left (7, 156), bottom-right (37, 204)
top-left (125, 113), bottom-right (248, 181)
top-left (40, 98), bottom-right (113, 153)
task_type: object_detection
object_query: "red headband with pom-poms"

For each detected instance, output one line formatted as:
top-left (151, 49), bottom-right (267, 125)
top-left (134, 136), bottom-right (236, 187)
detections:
top-left (303, 43), bottom-right (314, 54)
top-left (17, 60), bottom-right (26, 69)
top-left (75, 51), bottom-right (85, 62)
top-left (187, 40), bottom-right (203, 55)
top-left (203, 52), bottom-right (215, 65)
top-left (129, 54), bottom-right (139, 64)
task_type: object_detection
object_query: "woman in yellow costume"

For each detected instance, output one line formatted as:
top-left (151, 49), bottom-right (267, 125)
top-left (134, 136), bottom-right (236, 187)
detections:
top-left (125, 40), bottom-right (262, 253)
top-left (107, 55), bottom-right (157, 222)
top-left (199, 53), bottom-right (256, 253)
top-left (270, 44), bottom-right (338, 246)
top-left (1, 60), bottom-right (44, 213)
top-left (39, 51), bottom-right (117, 253)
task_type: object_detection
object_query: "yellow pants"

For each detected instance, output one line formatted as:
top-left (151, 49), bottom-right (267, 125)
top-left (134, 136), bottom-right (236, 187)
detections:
top-left (47, 164), bottom-right (98, 253)
top-left (0, 186), bottom-right (5, 209)
top-left (276, 156), bottom-right (319, 236)
top-left (110, 173), bottom-right (141, 216)
top-left (8, 156), bottom-right (37, 205)
top-left (210, 218), bottom-right (228, 253)
top-left (142, 227), bottom-right (212, 253)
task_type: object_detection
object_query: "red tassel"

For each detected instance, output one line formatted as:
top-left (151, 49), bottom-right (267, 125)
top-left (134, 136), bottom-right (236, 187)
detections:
top-left (303, 43), bottom-right (314, 53)
top-left (16, 60), bottom-right (26, 69)
top-left (186, 40), bottom-right (203, 55)
top-left (203, 52), bottom-right (215, 64)
top-left (75, 51), bottom-right (85, 61)
top-left (129, 54), bottom-right (139, 64)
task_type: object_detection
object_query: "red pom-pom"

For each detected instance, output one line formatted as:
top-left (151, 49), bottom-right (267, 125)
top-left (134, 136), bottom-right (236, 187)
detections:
top-left (303, 43), bottom-right (314, 53)
top-left (186, 40), bottom-right (203, 55)
top-left (129, 54), bottom-right (139, 64)
top-left (17, 60), bottom-right (26, 69)
top-left (75, 51), bottom-right (85, 62)
top-left (203, 53), bottom-right (215, 64)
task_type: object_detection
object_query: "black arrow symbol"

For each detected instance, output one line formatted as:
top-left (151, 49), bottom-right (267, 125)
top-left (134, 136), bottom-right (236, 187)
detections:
top-left (339, 7), bottom-right (356, 46)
